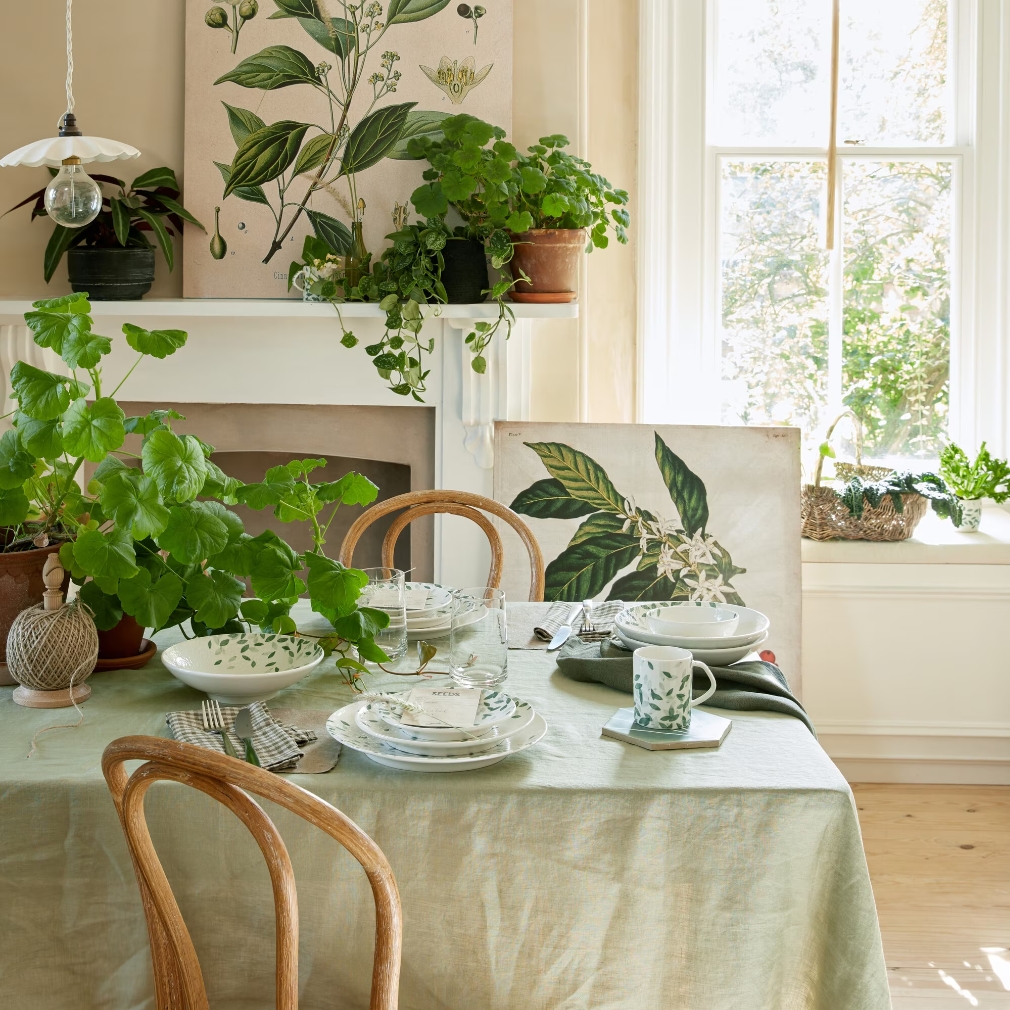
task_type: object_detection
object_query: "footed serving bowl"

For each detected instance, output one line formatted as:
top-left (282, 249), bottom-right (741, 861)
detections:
top-left (162, 633), bottom-right (324, 703)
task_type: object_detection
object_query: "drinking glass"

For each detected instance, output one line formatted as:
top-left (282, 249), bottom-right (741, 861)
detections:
top-left (449, 587), bottom-right (507, 688)
top-left (358, 567), bottom-right (407, 661)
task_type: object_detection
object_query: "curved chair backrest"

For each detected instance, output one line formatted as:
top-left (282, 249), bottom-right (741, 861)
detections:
top-left (102, 736), bottom-right (401, 1010)
top-left (338, 490), bottom-right (545, 602)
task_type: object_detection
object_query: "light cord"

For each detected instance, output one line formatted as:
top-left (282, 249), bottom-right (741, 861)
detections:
top-left (65, 0), bottom-right (75, 114)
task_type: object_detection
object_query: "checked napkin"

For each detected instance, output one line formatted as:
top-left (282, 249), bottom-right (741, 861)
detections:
top-left (167, 701), bottom-right (317, 772)
top-left (534, 600), bottom-right (626, 641)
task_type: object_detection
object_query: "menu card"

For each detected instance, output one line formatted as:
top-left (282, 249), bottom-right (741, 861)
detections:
top-left (400, 687), bottom-right (482, 728)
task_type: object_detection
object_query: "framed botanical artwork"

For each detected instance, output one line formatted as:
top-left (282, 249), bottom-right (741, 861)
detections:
top-left (493, 422), bottom-right (803, 688)
top-left (183, 0), bottom-right (512, 297)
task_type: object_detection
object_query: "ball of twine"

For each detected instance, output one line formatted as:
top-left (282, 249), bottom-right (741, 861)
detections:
top-left (7, 599), bottom-right (99, 691)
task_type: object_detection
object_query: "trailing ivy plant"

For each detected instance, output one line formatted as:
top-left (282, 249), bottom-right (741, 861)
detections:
top-left (509, 432), bottom-right (747, 604)
top-left (408, 114), bottom-right (529, 374)
top-left (939, 442), bottom-right (1010, 502)
top-left (5, 295), bottom-right (390, 683)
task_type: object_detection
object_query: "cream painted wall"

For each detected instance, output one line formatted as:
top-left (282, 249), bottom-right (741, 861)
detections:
top-left (0, 0), bottom-right (637, 420)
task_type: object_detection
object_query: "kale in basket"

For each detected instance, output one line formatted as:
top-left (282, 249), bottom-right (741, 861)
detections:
top-left (839, 471), bottom-right (963, 527)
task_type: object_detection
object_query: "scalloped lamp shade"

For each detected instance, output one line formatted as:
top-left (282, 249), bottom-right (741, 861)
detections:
top-left (0, 135), bottom-right (140, 169)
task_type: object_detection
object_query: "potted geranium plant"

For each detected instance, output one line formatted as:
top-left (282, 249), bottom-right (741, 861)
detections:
top-left (3, 293), bottom-right (390, 683)
top-left (939, 441), bottom-right (1010, 531)
top-left (506, 134), bottom-right (630, 302)
top-left (3, 167), bottom-right (204, 298)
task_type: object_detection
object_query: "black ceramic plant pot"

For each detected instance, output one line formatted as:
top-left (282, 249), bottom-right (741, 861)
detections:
top-left (440, 239), bottom-right (489, 303)
top-left (67, 248), bottom-right (156, 300)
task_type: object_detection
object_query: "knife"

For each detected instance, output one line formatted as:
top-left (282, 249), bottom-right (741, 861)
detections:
top-left (547, 603), bottom-right (583, 651)
top-left (233, 707), bottom-right (262, 767)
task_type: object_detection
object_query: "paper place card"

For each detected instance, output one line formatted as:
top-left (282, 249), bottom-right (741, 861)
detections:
top-left (400, 687), bottom-right (482, 728)
top-left (403, 588), bottom-right (433, 611)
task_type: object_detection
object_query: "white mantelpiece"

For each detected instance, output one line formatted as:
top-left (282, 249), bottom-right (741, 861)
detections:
top-left (0, 298), bottom-right (575, 590)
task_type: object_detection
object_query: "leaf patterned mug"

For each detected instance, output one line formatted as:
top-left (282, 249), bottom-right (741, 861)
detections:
top-left (632, 646), bottom-right (717, 731)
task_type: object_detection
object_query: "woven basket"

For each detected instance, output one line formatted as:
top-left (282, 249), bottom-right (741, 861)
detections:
top-left (801, 484), bottom-right (928, 541)
top-left (832, 461), bottom-right (894, 483)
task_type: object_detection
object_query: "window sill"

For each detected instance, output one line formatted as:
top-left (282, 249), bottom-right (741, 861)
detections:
top-left (801, 507), bottom-right (1010, 564)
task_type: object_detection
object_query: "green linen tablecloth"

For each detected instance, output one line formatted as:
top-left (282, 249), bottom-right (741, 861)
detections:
top-left (0, 606), bottom-right (890, 1010)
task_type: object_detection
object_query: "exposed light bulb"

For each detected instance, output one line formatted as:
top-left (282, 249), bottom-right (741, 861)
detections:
top-left (44, 156), bottom-right (102, 228)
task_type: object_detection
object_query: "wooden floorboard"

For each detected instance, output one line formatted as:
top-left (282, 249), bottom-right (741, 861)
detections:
top-left (851, 783), bottom-right (1010, 1009)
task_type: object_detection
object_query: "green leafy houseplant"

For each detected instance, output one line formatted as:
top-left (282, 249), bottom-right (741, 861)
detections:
top-left (509, 433), bottom-right (747, 604)
top-left (211, 0), bottom-right (451, 264)
top-left (939, 442), bottom-right (1010, 502)
top-left (834, 471), bottom-right (963, 526)
top-left (5, 294), bottom-right (390, 687)
top-left (3, 167), bottom-right (205, 283)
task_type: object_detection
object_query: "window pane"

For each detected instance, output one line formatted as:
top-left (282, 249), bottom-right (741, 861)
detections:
top-left (713, 0), bottom-right (830, 145)
top-left (842, 160), bottom-right (952, 460)
top-left (720, 161), bottom-right (829, 437)
top-left (839, 0), bottom-right (950, 145)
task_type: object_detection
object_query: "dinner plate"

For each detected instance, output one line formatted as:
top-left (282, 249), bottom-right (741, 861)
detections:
top-left (326, 701), bottom-right (547, 772)
top-left (614, 626), bottom-right (769, 665)
top-left (405, 604), bottom-right (488, 641)
top-left (616, 603), bottom-right (770, 649)
top-left (356, 699), bottom-right (536, 755)
top-left (379, 688), bottom-right (515, 739)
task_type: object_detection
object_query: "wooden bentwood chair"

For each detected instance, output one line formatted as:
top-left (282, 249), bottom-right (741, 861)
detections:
top-left (103, 736), bottom-right (402, 1010)
top-left (338, 490), bottom-right (546, 602)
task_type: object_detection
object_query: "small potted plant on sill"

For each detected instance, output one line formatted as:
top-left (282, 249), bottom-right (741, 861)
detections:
top-left (506, 134), bottom-right (630, 302)
top-left (3, 166), bottom-right (204, 299)
top-left (939, 441), bottom-right (1010, 531)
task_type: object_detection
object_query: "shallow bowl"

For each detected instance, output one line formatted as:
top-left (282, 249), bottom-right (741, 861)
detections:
top-left (646, 604), bottom-right (740, 639)
top-left (162, 633), bottom-right (324, 703)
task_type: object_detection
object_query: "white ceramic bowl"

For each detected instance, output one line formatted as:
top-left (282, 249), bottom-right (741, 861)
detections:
top-left (616, 603), bottom-right (770, 650)
top-left (616, 626), bottom-right (769, 665)
top-left (162, 633), bottom-right (325, 703)
top-left (646, 604), bottom-right (739, 639)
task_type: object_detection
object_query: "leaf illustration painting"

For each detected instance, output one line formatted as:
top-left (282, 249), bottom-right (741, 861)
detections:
top-left (420, 57), bottom-right (493, 105)
top-left (510, 433), bottom-right (747, 604)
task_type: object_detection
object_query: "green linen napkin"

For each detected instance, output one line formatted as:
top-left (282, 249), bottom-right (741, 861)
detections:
top-left (555, 638), bottom-right (816, 736)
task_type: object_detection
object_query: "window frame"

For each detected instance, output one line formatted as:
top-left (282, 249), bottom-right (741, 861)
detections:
top-left (636, 0), bottom-right (1006, 460)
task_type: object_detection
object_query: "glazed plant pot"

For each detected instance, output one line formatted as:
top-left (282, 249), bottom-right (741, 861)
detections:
top-left (441, 239), bottom-right (489, 303)
top-left (67, 247), bottom-right (156, 300)
top-left (97, 614), bottom-right (146, 659)
top-left (958, 499), bottom-right (983, 531)
top-left (507, 228), bottom-right (584, 303)
top-left (0, 540), bottom-right (70, 682)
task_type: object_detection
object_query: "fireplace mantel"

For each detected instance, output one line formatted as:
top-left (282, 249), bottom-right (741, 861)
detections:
top-left (0, 298), bottom-right (575, 590)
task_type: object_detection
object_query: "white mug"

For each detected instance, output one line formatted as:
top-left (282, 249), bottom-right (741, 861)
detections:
top-left (632, 645), bottom-right (717, 731)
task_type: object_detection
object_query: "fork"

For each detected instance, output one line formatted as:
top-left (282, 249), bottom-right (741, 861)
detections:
top-left (201, 699), bottom-right (241, 761)
top-left (579, 598), bottom-right (610, 642)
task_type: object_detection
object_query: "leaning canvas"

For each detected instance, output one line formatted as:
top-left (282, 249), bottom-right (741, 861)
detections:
top-left (183, 0), bottom-right (513, 298)
top-left (493, 423), bottom-right (803, 691)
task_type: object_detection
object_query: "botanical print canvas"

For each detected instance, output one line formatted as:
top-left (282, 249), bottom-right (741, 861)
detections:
top-left (183, 0), bottom-right (512, 297)
top-left (494, 422), bottom-right (803, 687)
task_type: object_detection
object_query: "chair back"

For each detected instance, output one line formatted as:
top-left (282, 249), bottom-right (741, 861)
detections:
top-left (338, 489), bottom-right (545, 601)
top-left (102, 736), bottom-right (401, 1010)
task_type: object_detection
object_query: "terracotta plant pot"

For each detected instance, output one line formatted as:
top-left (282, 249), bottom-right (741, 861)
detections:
top-left (0, 540), bottom-right (71, 681)
top-left (507, 228), bottom-right (584, 302)
top-left (97, 614), bottom-right (146, 659)
top-left (441, 239), bottom-right (489, 303)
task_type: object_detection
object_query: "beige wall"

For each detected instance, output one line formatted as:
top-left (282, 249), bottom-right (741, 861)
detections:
top-left (0, 0), bottom-right (636, 419)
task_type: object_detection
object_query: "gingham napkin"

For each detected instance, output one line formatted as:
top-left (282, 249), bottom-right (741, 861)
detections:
top-left (167, 701), bottom-right (317, 772)
top-left (534, 600), bottom-right (625, 641)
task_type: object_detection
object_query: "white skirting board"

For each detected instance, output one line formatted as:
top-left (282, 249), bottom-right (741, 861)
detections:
top-left (802, 557), bottom-right (1010, 785)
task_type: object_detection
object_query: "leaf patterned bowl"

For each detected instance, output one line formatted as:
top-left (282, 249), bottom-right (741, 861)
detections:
top-left (616, 603), bottom-right (770, 650)
top-left (162, 633), bottom-right (325, 703)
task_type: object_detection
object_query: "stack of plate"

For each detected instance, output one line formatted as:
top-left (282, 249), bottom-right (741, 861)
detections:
top-left (402, 582), bottom-right (487, 641)
top-left (613, 603), bottom-right (770, 664)
top-left (325, 690), bottom-right (547, 772)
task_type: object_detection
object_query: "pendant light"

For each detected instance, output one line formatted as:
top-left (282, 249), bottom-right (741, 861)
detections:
top-left (0, 0), bottom-right (139, 229)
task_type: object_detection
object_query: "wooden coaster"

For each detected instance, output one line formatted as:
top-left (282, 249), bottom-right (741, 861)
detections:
top-left (94, 639), bottom-right (157, 671)
top-left (13, 683), bottom-right (91, 709)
